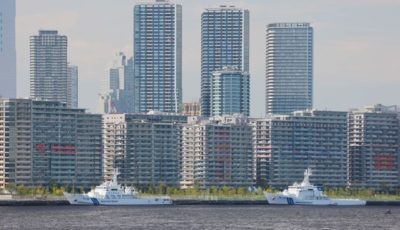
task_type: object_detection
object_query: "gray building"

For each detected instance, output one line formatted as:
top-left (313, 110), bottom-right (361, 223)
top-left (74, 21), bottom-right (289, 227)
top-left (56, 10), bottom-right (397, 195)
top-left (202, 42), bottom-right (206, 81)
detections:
top-left (0, 98), bottom-right (102, 189)
top-left (0, 0), bottom-right (16, 98)
top-left (201, 5), bottom-right (249, 117)
top-left (211, 66), bottom-right (249, 117)
top-left (133, 0), bottom-right (182, 113)
top-left (109, 68), bottom-right (120, 91)
top-left (103, 112), bottom-right (187, 187)
top-left (67, 64), bottom-right (79, 108)
top-left (181, 115), bottom-right (254, 189)
top-left (266, 23), bottom-right (313, 115)
top-left (30, 30), bottom-right (69, 106)
top-left (348, 104), bottom-right (400, 191)
top-left (251, 110), bottom-right (348, 188)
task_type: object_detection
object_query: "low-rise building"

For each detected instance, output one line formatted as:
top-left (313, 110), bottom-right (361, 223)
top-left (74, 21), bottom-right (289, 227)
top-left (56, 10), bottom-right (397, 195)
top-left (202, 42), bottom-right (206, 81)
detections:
top-left (103, 112), bottom-right (187, 187)
top-left (0, 98), bottom-right (102, 189)
top-left (251, 110), bottom-right (348, 188)
top-left (348, 104), bottom-right (400, 191)
top-left (182, 101), bottom-right (201, 117)
top-left (181, 115), bottom-right (254, 188)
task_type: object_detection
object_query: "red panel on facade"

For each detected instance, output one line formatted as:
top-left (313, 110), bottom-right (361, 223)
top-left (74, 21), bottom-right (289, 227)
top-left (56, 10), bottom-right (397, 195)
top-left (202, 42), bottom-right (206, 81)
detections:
top-left (36, 144), bottom-right (46, 154)
top-left (35, 144), bottom-right (76, 154)
top-left (373, 154), bottom-right (397, 170)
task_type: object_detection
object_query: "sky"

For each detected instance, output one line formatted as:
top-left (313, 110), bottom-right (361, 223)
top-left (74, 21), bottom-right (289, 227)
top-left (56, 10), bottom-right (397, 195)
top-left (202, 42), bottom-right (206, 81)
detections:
top-left (16, 0), bottom-right (400, 116)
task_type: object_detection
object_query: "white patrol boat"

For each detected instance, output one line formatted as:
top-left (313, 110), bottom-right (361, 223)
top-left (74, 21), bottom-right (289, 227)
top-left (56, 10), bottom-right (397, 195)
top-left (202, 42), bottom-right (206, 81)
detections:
top-left (264, 168), bottom-right (366, 206)
top-left (64, 170), bottom-right (172, 205)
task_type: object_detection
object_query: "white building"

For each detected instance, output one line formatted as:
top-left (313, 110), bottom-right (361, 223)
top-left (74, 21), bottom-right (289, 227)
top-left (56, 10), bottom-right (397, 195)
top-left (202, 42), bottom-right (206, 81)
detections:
top-left (0, 0), bottom-right (16, 98)
top-left (181, 115), bottom-right (254, 188)
top-left (103, 112), bottom-right (187, 187)
top-left (182, 101), bottom-right (201, 117)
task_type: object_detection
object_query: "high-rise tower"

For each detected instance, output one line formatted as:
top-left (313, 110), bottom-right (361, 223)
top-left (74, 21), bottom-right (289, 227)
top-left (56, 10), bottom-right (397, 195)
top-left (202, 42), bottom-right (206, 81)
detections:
top-left (266, 23), bottom-right (313, 115)
top-left (30, 30), bottom-right (69, 106)
top-left (210, 66), bottom-right (250, 116)
top-left (133, 0), bottom-right (182, 113)
top-left (0, 0), bottom-right (16, 98)
top-left (201, 5), bottom-right (249, 117)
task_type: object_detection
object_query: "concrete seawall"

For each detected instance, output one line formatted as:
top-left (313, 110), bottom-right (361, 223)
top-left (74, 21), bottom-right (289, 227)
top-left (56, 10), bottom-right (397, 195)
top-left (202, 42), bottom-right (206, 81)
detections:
top-left (366, 201), bottom-right (400, 206)
top-left (0, 199), bottom-right (399, 206)
top-left (0, 200), bottom-right (69, 206)
top-left (173, 200), bottom-right (268, 205)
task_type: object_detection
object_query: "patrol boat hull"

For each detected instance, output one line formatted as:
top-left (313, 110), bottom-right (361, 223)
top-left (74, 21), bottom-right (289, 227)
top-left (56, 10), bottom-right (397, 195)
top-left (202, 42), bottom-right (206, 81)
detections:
top-left (264, 168), bottom-right (366, 206)
top-left (64, 192), bottom-right (172, 206)
top-left (264, 192), bottom-right (366, 206)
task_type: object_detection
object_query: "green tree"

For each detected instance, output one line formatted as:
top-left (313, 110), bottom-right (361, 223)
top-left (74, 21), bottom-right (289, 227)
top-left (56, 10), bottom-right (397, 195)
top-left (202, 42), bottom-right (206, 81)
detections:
top-left (237, 187), bottom-right (247, 196)
top-left (5, 183), bottom-right (16, 195)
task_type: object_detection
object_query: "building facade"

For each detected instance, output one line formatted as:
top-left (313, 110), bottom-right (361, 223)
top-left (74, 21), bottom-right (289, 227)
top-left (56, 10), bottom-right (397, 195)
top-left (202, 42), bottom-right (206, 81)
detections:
top-left (348, 104), bottom-right (400, 191)
top-left (266, 23), bottom-right (313, 115)
top-left (201, 6), bottom-right (249, 116)
top-left (0, 0), bottom-right (16, 98)
top-left (181, 115), bottom-right (254, 189)
top-left (182, 101), bottom-right (201, 117)
top-left (103, 112), bottom-right (186, 187)
top-left (0, 98), bottom-right (102, 189)
top-left (251, 110), bottom-right (348, 188)
top-left (30, 30), bottom-right (69, 106)
top-left (67, 64), bottom-right (79, 108)
top-left (133, 0), bottom-right (182, 113)
top-left (211, 66), bottom-right (250, 117)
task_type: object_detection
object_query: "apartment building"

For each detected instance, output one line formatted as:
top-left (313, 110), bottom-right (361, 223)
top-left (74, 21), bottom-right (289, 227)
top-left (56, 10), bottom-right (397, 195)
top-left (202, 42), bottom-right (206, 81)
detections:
top-left (348, 104), bottom-right (400, 191)
top-left (252, 110), bottom-right (348, 188)
top-left (181, 115), bottom-right (254, 188)
top-left (103, 112), bottom-right (186, 187)
top-left (0, 98), bottom-right (102, 189)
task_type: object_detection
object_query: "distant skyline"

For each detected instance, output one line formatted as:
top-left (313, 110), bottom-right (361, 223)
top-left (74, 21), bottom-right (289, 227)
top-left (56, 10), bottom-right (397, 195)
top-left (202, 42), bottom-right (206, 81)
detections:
top-left (15, 0), bottom-right (400, 116)
top-left (0, 0), bottom-right (16, 98)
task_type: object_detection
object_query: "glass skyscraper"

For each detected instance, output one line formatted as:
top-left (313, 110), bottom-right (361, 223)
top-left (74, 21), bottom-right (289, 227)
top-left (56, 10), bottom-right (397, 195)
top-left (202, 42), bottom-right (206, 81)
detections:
top-left (201, 6), bottom-right (249, 117)
top-left (133, 0), bottom-right (182, 113)
top-left (266, 23), bottom-right (313, 115)
top-left (30, 30), bottom-right (69, 106)
top-left (0, 0), bottom-right (16, 98)
top-left (211, 66), bottom-right (250, 116)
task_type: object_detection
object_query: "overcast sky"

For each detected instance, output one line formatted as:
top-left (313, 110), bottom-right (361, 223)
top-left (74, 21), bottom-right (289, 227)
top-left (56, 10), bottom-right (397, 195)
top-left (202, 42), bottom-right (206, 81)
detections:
top-left (16, 0), bottom-right (400, 116)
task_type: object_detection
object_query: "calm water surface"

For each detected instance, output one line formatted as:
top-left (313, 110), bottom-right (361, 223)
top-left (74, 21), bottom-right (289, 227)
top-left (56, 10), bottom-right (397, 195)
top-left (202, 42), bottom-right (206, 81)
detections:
top-left (0, 205), bottom-right (399, 229)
